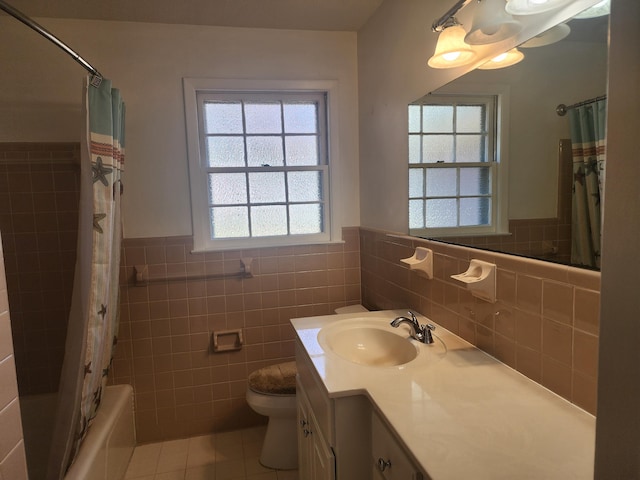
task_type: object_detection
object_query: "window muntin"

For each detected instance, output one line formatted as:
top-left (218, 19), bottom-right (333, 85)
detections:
top-left (195, 91), bottom-right (329, 246)
top-left (409, 95), bottom-right (500, 236)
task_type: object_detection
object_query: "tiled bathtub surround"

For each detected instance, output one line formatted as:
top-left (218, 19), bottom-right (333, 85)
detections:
top-left (360, 227), bottom-right (599, 414)
top-left (0, 143), bottom-right (80, 395)
top-left (113, 229), bottom-right (361, 443)
top-left (0, 233), bottom-right (29, 480)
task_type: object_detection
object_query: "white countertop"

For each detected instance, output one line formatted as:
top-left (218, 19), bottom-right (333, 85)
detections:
top-left (291, 310), bottom-right (595, 480)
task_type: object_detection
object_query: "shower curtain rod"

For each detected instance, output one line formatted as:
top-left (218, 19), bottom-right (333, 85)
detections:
top-left (556, 94), bottom-right (607, 116)
top-left (0, 0), bottom-right (103, 86)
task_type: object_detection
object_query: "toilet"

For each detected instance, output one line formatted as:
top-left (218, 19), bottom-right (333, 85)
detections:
top-left (246, 361), bottom-right (298, 469)
top-left (246, 304), bottom-right (369, 469)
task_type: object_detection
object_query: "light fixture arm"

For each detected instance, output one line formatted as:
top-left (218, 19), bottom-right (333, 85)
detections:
top-left (432, 0), bottom-right (476, 32)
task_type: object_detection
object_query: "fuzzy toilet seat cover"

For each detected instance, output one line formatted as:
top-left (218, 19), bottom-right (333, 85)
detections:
top-left (248, 361), bottom-right (297, 395)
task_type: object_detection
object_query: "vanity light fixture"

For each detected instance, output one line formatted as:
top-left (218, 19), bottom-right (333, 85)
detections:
top-left (465, 0), bottom-right (522, 45)
top-left (428, 0), bottom-right (477, 69)
top-left (477, 47), bottom-right (525, 69)
top-left (573, 0), bottom-right (610, 18)
top-left (427, 22), bottom-right (477, 69)
top-left (505, 0), bottom-right (575, 16)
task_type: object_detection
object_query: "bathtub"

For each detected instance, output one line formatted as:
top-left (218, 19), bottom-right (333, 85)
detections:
top-left (21, 384), bottom-right (135, 480)
top-left (65, 384), bottom-right (136, 480)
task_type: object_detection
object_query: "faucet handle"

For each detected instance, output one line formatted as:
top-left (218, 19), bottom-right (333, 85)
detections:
top-left (424, 323), bottom-right (436, 331)
top-left (408, 310), bottom-right (418, 323)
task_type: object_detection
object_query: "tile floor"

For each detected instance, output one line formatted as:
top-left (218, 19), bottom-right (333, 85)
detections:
top-left (124, 426), bottom-right (298, 480)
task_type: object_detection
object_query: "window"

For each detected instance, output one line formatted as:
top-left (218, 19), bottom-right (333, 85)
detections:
top-left (408, 94), bottom-right (507, 237)
top-left (184, 79), bottom-right (333, 251)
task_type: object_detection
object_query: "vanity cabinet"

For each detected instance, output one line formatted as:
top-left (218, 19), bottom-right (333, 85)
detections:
top-left (371, 412), bottom-right (426, 480)
top-left (296, 339), bottom-right (424, 479)
top-left (297, 379), bottom-right (335, 480)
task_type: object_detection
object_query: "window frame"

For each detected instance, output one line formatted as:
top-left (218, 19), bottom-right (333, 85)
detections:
top-left (184, 78), bottom-right (340, 252)
top-left (408, 86), bottom-right (510, 238)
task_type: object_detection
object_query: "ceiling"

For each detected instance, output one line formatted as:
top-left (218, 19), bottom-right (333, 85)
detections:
top-left (1, 0), bottom-right (385, 31)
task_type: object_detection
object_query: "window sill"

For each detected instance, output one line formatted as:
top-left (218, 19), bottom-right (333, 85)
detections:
top-left (190, 238), bottom-right (346, 254)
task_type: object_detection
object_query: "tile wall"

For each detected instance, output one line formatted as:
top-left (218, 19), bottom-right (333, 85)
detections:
top-left (360, 227), bottom-right (599, 414)
top-left (0, 143), bottom-right (80, 395)
top-left (0, 232), bottom-right (29, 480)
top-left (113, 228), bottom-right (361, 443)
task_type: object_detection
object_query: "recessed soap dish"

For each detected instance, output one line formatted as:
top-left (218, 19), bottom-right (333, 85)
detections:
top-left (401, 247), bottom-right (433, 279)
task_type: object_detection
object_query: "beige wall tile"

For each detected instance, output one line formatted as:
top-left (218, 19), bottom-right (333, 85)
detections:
top-left (574, 288), bottom-right (600, 335)
top-left (543, 281), bottom-right (574, 325)
top-left (516, 275), bottom-right (543, 314)
top-left (359, 228), bottom-right (600, 417)
top-left (542, 318), bottom-right (573, 366)
top-left (574, 331), bottom-right (599, 378)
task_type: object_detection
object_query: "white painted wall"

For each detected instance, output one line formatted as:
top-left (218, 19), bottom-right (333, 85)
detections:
top-left (0, 18), bottom-right (360, 239)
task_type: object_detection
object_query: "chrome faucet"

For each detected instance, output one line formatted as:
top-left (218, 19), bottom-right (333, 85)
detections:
top-left (390, 311), bottom-right (436, 344)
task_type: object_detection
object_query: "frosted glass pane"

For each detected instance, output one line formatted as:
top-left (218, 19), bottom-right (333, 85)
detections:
top-left (290, 204), bottom-right (322, 234)
top-left (209, 173), bottom-right (247, 205)
top-left (251, 205), bottom-right (287, 236)
top-left (408, 105), bottom-right (421, 133)
top-left (423, 106), bottom-right (453, 133)
top-left (246, 137), bottom-right (284, 166)
top-left (204, 102), bottom-right (243, 134)
top-left (456, 135), bottom-right (484, 162)
top-left (426, 199), bottom-right (457, 227)
top-left (426, 169), bottom-right (457, 197)
top-left (245, 103), bottom-right (282, 134)
top-left (409, 200), bottom-right (424, 229)
top-left (460, 197), bottom-right (490, 226)
top-left (408, 135), bottom-right (421, 164)
top-left (211, 206), bottom-right (249, 238)
top-left (288, 171), bottom-right (321, 202)
top-left (409, 169), bottom-right (424, 198)
top-left (206, 137), bottom-right (245, 167)
top-left (460, 167), bottom-right (491, 196)
top-left (456, 105), bottom-right (484, 133)
top-left (249, 172), bottom-right (285, 203)
top-left (285, 136), bottom-right (319, 166)
top-left (284, 103), bottom-right (317, 133)
top-left (423, 136), bottom-right (453, 163)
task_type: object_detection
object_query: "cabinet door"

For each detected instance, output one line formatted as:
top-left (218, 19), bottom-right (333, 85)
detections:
top-left (312, 429), bottom-right (336, 480)
top-left (298, 380), bottom-right (336, 480)
top-left (298, 383), bottom-right (313, 478)
top-left (371, 412), bottom-right (424, 480)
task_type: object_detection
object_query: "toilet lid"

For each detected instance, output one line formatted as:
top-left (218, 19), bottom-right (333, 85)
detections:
top-left (248, 361), bottom-right (297, 395)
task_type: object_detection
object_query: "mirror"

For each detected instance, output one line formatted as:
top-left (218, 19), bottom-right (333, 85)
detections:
top-left (415, 12), bottom-right (608, 270)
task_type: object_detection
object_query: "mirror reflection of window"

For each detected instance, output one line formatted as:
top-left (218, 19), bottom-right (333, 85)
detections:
top-left (409, 94), bottom-right (505, 237)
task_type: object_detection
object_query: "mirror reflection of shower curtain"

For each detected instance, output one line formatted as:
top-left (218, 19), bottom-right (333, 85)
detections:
top-left (569, 99), bottom-right (606, 269)
top-left (47, 76), bottom-right (126, 480)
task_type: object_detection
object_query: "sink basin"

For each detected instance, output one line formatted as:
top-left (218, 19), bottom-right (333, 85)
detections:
top-left (317, 320), bottom-right (420, 367)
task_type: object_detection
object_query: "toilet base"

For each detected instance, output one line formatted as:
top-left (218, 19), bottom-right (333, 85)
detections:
top-left (259, 415), bottom-right (298, 470)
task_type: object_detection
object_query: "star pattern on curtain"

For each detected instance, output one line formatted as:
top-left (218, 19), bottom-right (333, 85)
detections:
top-left (98, 304), bottom-right (107, 318)
top-left (93, 213), bottom-right (106, 233)
top-left (573, 168), bottom-right (585, 188)
top-left (92, 157), bottom-right (112, 186)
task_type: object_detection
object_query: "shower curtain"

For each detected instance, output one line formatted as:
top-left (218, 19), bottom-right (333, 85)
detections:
top-left (47, 77), bottom-right (125, 480)
top-left (569, 98), bottom-right (606, 269)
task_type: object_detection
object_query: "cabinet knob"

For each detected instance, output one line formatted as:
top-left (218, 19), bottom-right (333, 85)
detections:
top-left (377, 457), bottom-right (392, 472)
top-left (300, 419), bottom-right (308, 427)
top-left (303, 428), bottom-right (312, 438)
